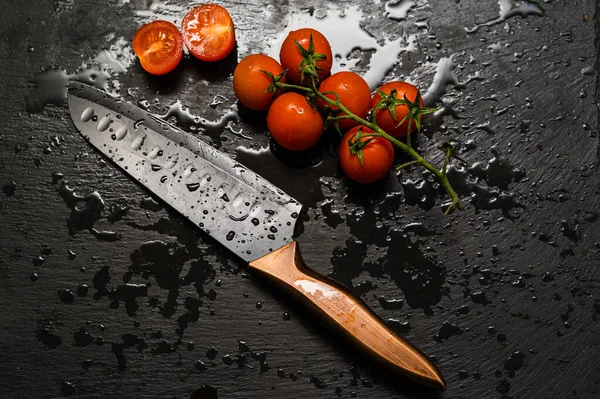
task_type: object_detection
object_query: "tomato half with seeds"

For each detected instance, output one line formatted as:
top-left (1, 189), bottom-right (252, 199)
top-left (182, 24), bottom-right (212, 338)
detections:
top-left (339, 126), bottom-right (394, 184)
top-left (233, 54), bottom-right (285, 111)
top-left (279, 28), bottom-right (332, 85)
top-left (317, 71), bottom-right (372, 131)
top-left (372, 81), bottom-right (424, 138)
top-left (132, 20), bottom-right (183, 75)
top-left (266, 92), bottom-right (324, 151)
top-left (182, 4), bottom-right (236, 62)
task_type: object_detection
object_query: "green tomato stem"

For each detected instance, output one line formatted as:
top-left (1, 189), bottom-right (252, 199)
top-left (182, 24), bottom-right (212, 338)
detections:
top-left (275, 81), bottom-right (464, 213)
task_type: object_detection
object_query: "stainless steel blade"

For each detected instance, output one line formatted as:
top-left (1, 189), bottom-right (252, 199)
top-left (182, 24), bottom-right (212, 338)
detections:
top-left (67, 82), bottom-right (302, 262)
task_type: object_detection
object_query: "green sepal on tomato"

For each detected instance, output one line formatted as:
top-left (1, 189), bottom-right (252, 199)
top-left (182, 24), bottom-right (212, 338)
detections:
top-left (339, 126), bottom-right (394, 184)
top-left (372, 81), bottom-right (425, 138)
top-left (279, 28), bottom-right (332, 86)
top-left (233, 54), bottom-right (286, 111)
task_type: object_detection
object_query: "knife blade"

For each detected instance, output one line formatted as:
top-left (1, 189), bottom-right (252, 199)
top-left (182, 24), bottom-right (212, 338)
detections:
top-left (67, 81), bottom-right (446, 391)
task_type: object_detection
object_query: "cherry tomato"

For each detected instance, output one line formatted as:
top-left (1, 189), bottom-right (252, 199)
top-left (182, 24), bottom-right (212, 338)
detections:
top-left (182, 4), bottom-right (236, 62)
top-left (339, 126), bottom-right (394, 184)
top-left (266, 92), bottom-right (324, 151)
top-left (317, 71), bottom-right (371, 130)
top-left (279, 28), bottom-right (332, 85)
top-left (372, 81), bottom-right (424, 138)
top-left (132, 20), bottom-right (183, 75)
top-left (233, 54), bottom-right (285, 111)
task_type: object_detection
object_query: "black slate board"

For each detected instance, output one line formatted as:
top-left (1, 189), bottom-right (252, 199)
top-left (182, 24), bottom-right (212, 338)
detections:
top-left (1, 0), bottom-right (599, 398)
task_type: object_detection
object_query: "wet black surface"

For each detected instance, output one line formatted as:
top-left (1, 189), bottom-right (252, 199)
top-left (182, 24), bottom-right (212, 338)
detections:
top-left (1, 0), bottom-right (599, 398)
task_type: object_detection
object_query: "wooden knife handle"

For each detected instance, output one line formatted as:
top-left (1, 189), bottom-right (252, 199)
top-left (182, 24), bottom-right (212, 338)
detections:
top-left (248, 241), bottom-right (446, 391)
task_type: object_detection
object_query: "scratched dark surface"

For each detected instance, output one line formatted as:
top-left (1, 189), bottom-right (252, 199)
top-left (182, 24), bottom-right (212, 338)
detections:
top-left (1, 0), bottom-right (599, 398)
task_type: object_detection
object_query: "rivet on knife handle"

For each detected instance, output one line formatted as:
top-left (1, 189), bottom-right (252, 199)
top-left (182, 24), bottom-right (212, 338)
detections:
top-left (249, 241), bottom-right (447, 391)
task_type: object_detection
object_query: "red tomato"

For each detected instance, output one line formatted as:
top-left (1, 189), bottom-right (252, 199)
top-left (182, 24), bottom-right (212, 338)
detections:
top-left (182, 4), bottom-right (236, 62)
top-left (266, 92), bottom-right (324, 151)
top-left (339, 126), bottom-right (394, 184)
top-left (279, 28), bottom-right (332, 86)
top-left (372, 81), bottom-right (424, 138)
top-left (132, 20), bottom-right (183, 75)
top-left (233, 54), bottom-right (285, 111)
top-left (317, 71), bottom-right (372, 130)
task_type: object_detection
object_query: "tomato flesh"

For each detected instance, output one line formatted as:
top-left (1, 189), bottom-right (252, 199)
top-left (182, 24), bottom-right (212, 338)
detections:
top-left (182, 4), bottom-right (236, 62)
top-left (279, 28), bottom-right (332, 85)
top-left (132, 20), bottom-right (183, 75)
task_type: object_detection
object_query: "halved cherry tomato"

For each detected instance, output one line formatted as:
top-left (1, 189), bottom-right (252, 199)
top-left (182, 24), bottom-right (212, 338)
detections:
top-left (182, 4), bottom-right (236, 62)
top-left (266, 92), bottom-right (324, 151)
top-left (233, 54), bottom-right (285, 111)
top-left (317, 71), bottom-right (372, 131)
top-left (279, 28), bottom-right (332, 86)
top-left (372, 81), bottom-right (424, 138)
top-left (339, 126), bottom-right (394, 184)
top-left (132, 20), bottom-right (183, 75)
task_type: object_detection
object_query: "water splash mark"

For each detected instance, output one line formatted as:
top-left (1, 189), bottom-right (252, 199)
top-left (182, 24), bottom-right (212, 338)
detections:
top-left (422, 56), bottom-right (484, 106)
top-left (27, 39), bottom-right (133, 113)
top-left (330, 221), bottom-right (446, 314)
top-left (190, 385), bottom-right (218, 399)
top-left (268, 6), bottom-right (418, 89)
top-left (383, 0), bottom-right (416, 21)
top-left (131, 0), bottom-right (184, 23)
top-left (57, 182), bottom-right (121, 241)
top-left (54, 0), bottom-right (75, 14)
top-left (401, 145), bottom-right (525, 215)
top-left (36, 315), bottom-right (63, 349)
top-left (72, 240), bottom-right (267, 372)
top-left (156, 100), bottom-right (241, 142)
top-left (416, 56), bottom-right (483, 135)
top-left (465, 0), bottom-right (545, 34)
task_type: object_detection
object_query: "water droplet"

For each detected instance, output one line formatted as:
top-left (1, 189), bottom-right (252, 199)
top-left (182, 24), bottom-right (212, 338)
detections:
top-left (97, 116), bottom-right (112, 132)
top-left (466, 0), bottom-right (545, 33)
top-left (206, 347), bottom-right (218, 360)
top-left (131, 134), bottom-right (146, 151)
top-left (29, 272), bottom-right (39, 282)
top-left (81, 107), bottom-right (95, 122)
top-left (148, 146), bottom-right (161, 159)
top-left (58, 289), bottom-right (75, 304)
top-left (114, 125), bottom-right (128, 140)
top-left (226, 231), bottom-right (236, 241)
top-left (186, 183), bottom-right (200, 192)
top-left (61, 381), bottom-right (76, 396)
top-left (77, 284), bottom-right (89, 297)
top-left (251, 218), bottom-right (260, 226)
top-left (183, 164), bottom-right (197, 178)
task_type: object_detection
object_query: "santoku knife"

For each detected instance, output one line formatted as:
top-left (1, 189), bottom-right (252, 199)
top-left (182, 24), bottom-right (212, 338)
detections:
top-left (67, 81), bottom-right (446, 391)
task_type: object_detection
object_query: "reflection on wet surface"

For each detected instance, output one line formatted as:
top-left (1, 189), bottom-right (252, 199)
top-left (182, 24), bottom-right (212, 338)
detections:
top-left (9, 0), bottom-right (599, 397)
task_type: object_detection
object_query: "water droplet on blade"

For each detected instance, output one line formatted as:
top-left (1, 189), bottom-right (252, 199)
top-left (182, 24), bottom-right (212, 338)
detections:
top-left (186, 183), bottom-right (200, 192)
top-left (97, 116), bottom-right (112, 132)
top-left (81, 107), bottom-right (95, 122)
